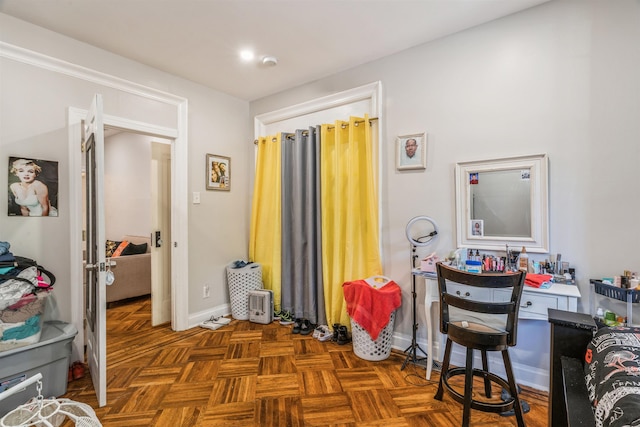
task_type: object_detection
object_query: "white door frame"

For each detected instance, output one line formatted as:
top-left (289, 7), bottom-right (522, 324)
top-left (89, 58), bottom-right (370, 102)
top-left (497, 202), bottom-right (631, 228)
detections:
top-left (68, 110), bottom-right (188, 360)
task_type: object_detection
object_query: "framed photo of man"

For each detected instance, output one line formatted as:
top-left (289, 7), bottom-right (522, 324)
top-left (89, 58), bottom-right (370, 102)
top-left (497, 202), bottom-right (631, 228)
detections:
top-left (396, 132), bottom-right (427, 170)
top-left (206, 154), bottom-right (230, 191)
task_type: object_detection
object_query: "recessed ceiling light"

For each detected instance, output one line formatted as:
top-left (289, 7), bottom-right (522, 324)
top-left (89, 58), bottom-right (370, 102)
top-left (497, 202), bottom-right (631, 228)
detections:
top-left (240, 50), bottom-right (255, 61)
top-left (262, 56), bottom-right (278, 66)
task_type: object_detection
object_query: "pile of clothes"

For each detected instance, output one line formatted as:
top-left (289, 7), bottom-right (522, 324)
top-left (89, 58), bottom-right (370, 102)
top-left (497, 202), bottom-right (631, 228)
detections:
top-left (0, 241), bottom-right (54, 352)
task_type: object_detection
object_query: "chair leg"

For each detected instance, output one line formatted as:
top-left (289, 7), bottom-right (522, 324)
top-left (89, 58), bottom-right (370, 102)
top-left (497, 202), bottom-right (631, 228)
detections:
top-left (435, 338), bottom-right (453, 400)
top-left (502, 349), bottom-right (525, 427)
top-left (481, 350), bottom-right (492, 398)
top-left (462, 347), bottom-right (474, 427)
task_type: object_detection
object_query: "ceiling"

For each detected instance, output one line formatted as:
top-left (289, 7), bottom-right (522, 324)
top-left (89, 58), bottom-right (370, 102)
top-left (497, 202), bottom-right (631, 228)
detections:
top-left (0, 0), bottom-right (550, 101)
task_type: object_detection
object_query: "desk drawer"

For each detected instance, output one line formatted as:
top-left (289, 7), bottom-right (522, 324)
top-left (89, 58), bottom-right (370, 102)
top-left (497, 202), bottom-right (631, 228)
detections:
top-left (447, 283), bottom-right (492, 302)
top-left (494, 289), bottom-right (558, 318)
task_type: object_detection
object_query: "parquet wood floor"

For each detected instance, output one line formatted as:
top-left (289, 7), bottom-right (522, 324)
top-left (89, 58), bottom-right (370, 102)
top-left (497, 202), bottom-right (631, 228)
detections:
top-left (61, 297), bottom-right (548, 426)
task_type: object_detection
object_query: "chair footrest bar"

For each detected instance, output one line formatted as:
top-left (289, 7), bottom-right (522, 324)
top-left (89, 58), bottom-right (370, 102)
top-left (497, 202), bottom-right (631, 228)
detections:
top-left (441, 367), bottom-right (517, 414)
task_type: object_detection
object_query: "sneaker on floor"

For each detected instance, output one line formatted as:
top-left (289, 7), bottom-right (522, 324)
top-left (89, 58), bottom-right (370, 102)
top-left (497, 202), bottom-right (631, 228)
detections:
top-left (273, 310), bottom-right (282, 321)
top-left (279, 311), bottom-right (295, 326)
top-left (312, 325), bottom-right (325, 339)
top-left (314, 325), bottom-right (332, 341)
top-left (292, 318), bottom-right (302, 334)
top-left (300, 319), bottom-right (314, 335)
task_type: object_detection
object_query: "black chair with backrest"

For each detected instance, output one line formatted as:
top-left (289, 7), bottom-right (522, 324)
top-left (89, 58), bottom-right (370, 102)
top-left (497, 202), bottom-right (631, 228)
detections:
top-left (434, 262), bottom-right (527, 427)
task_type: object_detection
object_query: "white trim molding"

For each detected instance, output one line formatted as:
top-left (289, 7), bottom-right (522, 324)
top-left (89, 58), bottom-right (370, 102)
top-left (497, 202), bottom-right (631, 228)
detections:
top-left (254, 81), bottom-right (382, 133)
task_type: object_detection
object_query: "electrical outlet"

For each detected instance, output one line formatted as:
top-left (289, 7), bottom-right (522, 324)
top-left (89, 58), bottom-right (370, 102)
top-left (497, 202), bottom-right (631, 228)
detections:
top-left (203, 285), bottom-right (210, 299)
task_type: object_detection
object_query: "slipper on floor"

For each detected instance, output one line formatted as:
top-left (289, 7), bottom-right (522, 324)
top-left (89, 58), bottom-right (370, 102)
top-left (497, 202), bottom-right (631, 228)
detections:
top-left (499, 400), bottom-right (530, 417)
top-left (200, 316), bottom-right (231, 330)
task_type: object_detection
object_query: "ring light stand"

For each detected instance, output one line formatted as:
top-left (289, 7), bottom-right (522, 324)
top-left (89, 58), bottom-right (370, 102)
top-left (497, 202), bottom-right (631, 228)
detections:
top-left (401, 216), bottom-right (439, 372)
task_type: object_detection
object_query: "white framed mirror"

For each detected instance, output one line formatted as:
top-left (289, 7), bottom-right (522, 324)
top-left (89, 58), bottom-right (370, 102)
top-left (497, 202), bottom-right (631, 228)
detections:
top-left (455, 154), bottom-right (549, 253)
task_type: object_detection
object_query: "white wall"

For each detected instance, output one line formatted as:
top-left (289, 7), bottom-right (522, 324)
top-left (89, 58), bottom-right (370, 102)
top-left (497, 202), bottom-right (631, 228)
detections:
top-left (104, 133), bottom-right (152, 240)
top-left (0, 13), bottom-right (252, 322)
top-left (250, 0), bottom-right (640, 390)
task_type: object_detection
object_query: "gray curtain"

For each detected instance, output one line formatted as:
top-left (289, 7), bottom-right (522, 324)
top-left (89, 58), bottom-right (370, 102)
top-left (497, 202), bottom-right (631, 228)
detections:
top-left (280, 127), bottom-right (326, 325)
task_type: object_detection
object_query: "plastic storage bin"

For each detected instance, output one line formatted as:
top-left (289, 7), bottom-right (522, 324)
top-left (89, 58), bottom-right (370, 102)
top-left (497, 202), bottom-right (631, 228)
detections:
top-left (0, 321), bottom-right (77, 417)
top-left (591, 279), bottom-right (639, 326)
top-left (226, 263), bottom-right (262, 320)
top-left (0, 291), bottom-right (50, 353)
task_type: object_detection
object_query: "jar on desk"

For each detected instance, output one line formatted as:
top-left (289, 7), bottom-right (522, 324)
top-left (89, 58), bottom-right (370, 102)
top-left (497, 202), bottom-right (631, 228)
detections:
top-left (465, 260), bottom-right (482, 273)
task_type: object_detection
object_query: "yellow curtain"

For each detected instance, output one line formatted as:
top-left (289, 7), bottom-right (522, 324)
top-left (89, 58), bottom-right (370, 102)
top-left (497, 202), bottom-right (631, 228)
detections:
top-left (321, 115), bottom-right (382, 328)
top-left (249, 135), bottom-right (282, 310)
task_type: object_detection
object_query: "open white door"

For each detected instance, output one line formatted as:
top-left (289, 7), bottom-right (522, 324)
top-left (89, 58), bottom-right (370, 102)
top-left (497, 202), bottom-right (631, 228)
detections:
top-left (151, 142), bottom-right (172, 325)
top-left (83, 94), bottom-right (107, 407)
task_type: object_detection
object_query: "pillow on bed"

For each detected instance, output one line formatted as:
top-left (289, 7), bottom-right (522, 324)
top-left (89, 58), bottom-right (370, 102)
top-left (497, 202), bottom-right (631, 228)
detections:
top-left (121, 242), bottom-right (148, 256)
top-left (111, 241), bottom-right (129, 258)
top-left (584, 325), bottom-right (640, 427)
top-left (105, 240), bottom-right (122, 257)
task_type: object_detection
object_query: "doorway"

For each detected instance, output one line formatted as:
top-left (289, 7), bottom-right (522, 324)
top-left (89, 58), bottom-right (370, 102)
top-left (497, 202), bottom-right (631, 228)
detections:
top-left (68, 106), bottom-right (186, 363)
top-left (99, 128), bottom-right (172, 326)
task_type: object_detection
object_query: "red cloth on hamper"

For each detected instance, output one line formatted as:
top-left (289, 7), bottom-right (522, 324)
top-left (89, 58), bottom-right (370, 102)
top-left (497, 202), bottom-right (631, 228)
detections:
top-left (342, 279), bottom-right (402, 340)
top-left (524, 273), bottom-right (553, 288)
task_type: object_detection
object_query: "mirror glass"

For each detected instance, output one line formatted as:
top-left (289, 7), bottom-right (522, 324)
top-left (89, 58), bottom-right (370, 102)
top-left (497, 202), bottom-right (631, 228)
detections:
top-left (455, 154), bottom-right (549, 253)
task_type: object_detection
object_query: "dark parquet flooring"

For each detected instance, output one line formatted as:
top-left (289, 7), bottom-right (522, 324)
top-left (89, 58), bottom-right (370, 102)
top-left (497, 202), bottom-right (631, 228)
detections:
top-left (60, 297), bottom-right (548, 426)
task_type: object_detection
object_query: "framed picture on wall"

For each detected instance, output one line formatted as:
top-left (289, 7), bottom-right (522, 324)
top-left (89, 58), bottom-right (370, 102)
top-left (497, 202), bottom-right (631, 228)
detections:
top-left (8, 156), bottom-right (59, 217)
top-left (470, 219), bottom-right (484, 236)
top-left (396, 132), bottom-right (427, 170)
top-left (206, 154), bottom-right (230, 191)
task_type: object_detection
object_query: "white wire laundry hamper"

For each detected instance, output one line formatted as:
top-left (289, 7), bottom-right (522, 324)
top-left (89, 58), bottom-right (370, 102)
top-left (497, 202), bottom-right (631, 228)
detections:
top-left (0, 373), bottom-right (102, 427)
top-left (350, 276), bottom-right (397, 362)
top-left (226, 263), bottom-right (262, 320)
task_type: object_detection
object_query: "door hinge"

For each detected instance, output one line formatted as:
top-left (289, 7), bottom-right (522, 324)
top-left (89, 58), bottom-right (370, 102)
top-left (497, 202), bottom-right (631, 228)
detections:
top-left (81, 141), bottom-right (86, 153)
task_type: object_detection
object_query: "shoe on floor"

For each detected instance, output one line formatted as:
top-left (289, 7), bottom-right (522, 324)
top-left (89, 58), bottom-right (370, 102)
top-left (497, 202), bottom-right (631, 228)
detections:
top-left (332, 323), bottom-right (341, 342)
top-left (313, 325), bottom-right (329, 339)
top-left (72, 361), bottom-right (85, 380)
top-left (314, 325), bottom-right (332, 341)
top-left (200, 316), bottom-right (231, 330)
top-left (499, 400), bottom-right (530, 417)
top-left (200, 320), bottom-right (223, 330)
top-left (337, 325), bottom-right (351, 345)
top-left (292, 318), bottom-right (302, 334)
top-left (300, 319), bottom-right (314, 335)
top-left (279, 311), bottom-right (295, 325)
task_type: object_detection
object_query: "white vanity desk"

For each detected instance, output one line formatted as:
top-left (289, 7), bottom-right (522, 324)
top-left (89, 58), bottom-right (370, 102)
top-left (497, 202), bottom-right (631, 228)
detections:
top-left (412, 268), bottom-right (582, 380)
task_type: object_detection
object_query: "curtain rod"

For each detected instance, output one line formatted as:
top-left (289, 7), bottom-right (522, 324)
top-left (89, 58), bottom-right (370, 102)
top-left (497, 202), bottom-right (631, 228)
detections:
top-left (254, 116), bottom-right (378, 144)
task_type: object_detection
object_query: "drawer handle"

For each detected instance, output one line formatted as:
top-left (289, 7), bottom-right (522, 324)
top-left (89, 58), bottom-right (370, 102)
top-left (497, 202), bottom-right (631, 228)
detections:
top-left (456, 291), bottom-right (471, 297)
top-left (521, 301), bottom-right (532, 308)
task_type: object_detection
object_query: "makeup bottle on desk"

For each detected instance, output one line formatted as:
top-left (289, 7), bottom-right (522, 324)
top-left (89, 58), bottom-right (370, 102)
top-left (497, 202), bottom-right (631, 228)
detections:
top-left (518, 247), bottom-right (528, 272)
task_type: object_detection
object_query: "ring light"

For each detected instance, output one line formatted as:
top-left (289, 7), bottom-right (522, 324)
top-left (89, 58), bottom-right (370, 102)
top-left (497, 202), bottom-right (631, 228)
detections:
top-left (405, 216), bottom-right (439, 247)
